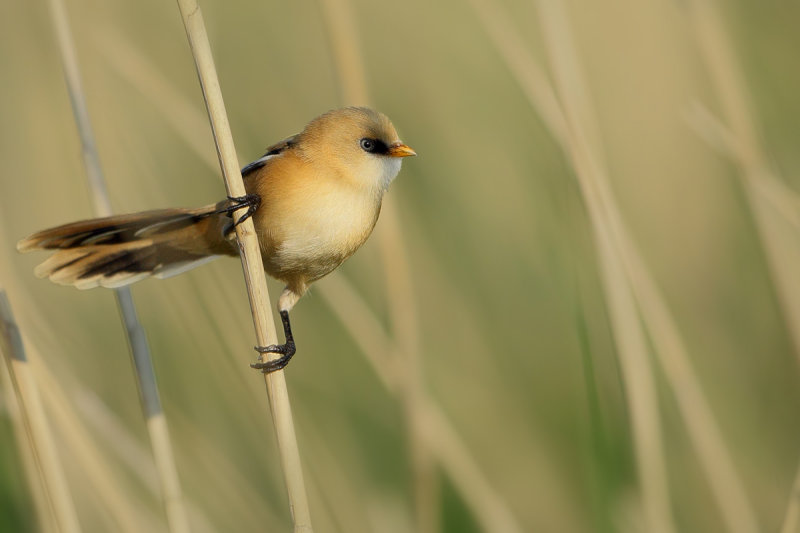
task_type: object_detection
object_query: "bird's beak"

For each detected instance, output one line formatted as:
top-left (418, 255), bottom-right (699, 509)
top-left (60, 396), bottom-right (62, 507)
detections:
top-left (388, 142), bottom-right (417, 158)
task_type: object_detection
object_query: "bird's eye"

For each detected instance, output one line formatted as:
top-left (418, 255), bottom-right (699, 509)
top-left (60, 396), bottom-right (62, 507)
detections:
top-left (360, 138), bottom-right (376, 152)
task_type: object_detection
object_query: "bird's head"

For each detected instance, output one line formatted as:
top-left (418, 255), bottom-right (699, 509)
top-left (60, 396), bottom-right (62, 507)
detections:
top-left (297, 107), bottom-right (416, 191)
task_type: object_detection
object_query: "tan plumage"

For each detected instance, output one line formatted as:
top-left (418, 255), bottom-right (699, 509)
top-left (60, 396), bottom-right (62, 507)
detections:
top-left (17, 107), bottom-right (415, 371)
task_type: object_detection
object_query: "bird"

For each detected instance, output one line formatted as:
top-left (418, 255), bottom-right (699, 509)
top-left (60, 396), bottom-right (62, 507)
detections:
top-left (17, 107), bottom-right (416, 373)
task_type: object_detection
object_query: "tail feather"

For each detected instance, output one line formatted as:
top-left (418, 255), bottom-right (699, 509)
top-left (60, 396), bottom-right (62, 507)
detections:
top-left (34, 249), bottom-right (93, 280)
top-left (48, 243), bottom-right (156, 290)
top-left (19, 204), bottom-right (237, 289)
top-left (17, 207), bottom-right (216, 252)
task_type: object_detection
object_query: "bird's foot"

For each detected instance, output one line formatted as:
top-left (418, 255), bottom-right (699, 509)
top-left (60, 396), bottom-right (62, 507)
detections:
top-left (251, 310), bottom-right (296, 374)
top-left (251, 341), bottom-right (296, 374)
top-left (223, 194), bottom-right (261, 227)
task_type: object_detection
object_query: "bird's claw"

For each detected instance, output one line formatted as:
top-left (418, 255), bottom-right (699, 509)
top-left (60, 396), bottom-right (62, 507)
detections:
top-left (251, 341), bottom-right (296, 374)
top-left (224, 194), bottom-right (261, 227)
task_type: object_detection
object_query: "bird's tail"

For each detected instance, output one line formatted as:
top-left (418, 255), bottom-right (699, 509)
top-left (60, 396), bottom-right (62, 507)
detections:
top-left (17, 203), bottom-right (237, 289)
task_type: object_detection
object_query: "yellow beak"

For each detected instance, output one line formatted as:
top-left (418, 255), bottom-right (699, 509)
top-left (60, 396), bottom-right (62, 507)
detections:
top-left (387, 142), bottom-right (417, 158)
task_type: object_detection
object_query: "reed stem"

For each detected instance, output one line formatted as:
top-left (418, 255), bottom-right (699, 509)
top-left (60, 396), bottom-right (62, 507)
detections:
top-left (174, 1), bottom-right (313, 530)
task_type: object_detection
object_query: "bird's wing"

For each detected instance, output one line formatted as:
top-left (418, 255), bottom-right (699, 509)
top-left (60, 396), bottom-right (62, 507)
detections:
top-left (240, 134), bottom-right (299, 177)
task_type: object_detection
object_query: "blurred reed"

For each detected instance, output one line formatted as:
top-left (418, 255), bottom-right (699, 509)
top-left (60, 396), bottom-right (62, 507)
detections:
top-left (684, 0), bottom-right (800, 529)
top-left (0, 290), bottom-right (81, 533)
top-left (532, 2), bottom-right (674, 531)
top-left (686, 0), bottom-right (800, 366)
top-left (31, 344), bottom-right (163, 533)
top-left (0, 359), bottom-right (57, 533)
top-left (689, 101), bottom-right (800, 532)
top-left (317, 275), bottom-right (524, 533)
top-left (466, 1), bottom-right (671, 529)
top-left (45, 0), bottom-right (190, 530)
top-left (470, 0), bottom-right (760, 531)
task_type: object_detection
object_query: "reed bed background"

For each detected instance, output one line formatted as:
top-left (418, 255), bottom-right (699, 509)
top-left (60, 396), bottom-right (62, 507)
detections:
top-left (1, 0), bottom-right (799, 532)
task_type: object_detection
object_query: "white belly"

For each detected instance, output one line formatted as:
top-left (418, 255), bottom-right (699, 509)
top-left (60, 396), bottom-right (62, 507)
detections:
top-left (270, 188), bottom-right (380, 281)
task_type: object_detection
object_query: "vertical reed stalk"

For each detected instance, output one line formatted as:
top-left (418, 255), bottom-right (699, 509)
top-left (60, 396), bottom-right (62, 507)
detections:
top-left (0, 289), bottom-right (82, 533)
top-left (174, 1), bottom-right (313, 530)
top-left (46, 1), bottom-right (190, 531)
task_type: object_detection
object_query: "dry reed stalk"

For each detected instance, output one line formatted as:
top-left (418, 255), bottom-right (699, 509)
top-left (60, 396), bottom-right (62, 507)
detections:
top-left (315, 2), bottom-right (438, 530)
top-left (45, 1), bottom-right (191, 531)
top-left (469, 1), bottom-right (760, 532)
top-left (0, 289), bottom-right (82, 533)
top-left (174, 1), bottom-right (313, 530)
top-left (92, 23), bottom-right (522, 532)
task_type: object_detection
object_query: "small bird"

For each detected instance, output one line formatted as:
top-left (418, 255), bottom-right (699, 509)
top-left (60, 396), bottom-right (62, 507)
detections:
top-left (17, 107), bottom-right (416, 372)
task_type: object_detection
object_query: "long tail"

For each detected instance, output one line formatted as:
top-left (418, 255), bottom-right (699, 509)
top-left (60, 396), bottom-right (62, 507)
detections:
top-left (17, 203), bottom-right (237, 289)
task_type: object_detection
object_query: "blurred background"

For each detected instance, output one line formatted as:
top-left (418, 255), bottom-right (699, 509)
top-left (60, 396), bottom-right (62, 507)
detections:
top-left (1, 0), bottom-right (799, 531)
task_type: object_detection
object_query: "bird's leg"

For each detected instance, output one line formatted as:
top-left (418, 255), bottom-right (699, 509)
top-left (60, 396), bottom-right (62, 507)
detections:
top-left (251, 310), bottom-right (296, 373)
top-left (220, 194), bottom-right (261, 227)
